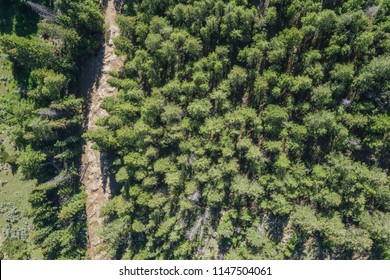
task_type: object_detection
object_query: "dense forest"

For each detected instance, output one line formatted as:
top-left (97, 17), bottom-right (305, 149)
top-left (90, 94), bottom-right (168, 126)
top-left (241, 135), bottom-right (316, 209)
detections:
top-left (1, 0), bottom-right (390, 260)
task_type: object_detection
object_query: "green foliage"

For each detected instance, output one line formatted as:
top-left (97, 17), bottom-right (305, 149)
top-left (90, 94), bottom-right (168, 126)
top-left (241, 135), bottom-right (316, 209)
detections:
top-left (0, 239), bottom-right (30, 260)
top-left (3, 0), bottom-right (390, 260)
top-left (0, 34), bottom-right (55, 70)
top-left (92, 0), bottom-right (390, 260)
top-left (28, 69), bottom-right (67, 105)
top-left (263, 105), bottom-right (288, 137)
top-left (16, 145), bottom-right (47, 179)
top-left (0, 0), bottom-right (103, 259)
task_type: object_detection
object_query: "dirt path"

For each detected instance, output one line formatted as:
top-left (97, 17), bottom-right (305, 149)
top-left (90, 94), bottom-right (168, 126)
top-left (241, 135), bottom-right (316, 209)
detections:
top-left (80, 0), bottom-right (124, 260)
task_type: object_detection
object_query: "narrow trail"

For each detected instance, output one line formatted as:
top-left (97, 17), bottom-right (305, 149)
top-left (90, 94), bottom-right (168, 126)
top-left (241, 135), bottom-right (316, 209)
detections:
top-left (80, 0), bottom-right (124, 260)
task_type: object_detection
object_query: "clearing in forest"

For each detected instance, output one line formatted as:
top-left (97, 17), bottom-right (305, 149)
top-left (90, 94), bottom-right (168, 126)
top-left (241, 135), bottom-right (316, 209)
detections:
top-left (80, 0), bottom-right (124, 260)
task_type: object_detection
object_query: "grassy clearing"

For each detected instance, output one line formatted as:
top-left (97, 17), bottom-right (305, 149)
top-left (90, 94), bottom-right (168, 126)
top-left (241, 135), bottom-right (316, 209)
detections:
top-left (0, 163), bottom-right (35, 239)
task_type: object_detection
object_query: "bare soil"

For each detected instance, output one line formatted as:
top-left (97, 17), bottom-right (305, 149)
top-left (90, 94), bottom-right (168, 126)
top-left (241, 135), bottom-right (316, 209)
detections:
top-left (80, 0), bottom-right (124, 260)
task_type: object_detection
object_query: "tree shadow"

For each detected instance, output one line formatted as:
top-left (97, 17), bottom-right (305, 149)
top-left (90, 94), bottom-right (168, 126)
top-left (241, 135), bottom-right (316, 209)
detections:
top-left (0, 1), bottom-right (15, 34)
top-left (100, 151), bottom-right (121, 196)
top-left (266, 214), bottom-right (289, 243)
top-left (0, 1), bottom-right (39, 36)
top-left (79, 45), bottom-right (105, 129)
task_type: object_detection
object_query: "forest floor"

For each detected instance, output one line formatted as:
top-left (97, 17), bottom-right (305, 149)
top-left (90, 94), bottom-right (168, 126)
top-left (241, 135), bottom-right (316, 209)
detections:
top-left (80, 0), bottom-right (124, 260)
